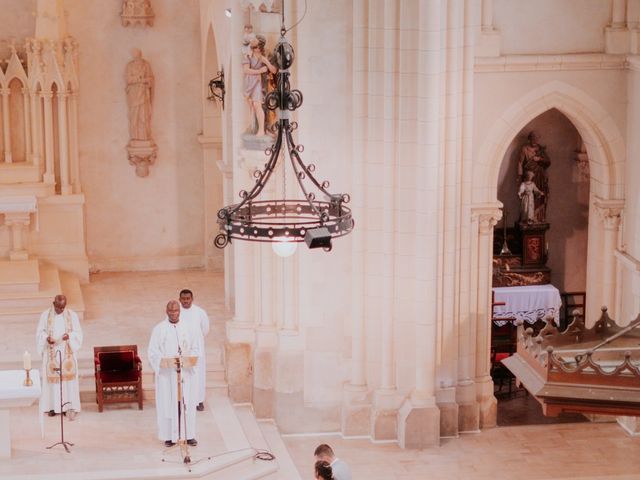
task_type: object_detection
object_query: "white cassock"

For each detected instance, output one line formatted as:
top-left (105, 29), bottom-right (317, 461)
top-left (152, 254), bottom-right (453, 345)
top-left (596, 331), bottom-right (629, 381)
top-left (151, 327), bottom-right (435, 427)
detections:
top-left (148, 318), bottom-right (200, 442)
top-left (36, 309), bottom-right (83, 413)
top-left (179, 304), bottom-right (210, 403)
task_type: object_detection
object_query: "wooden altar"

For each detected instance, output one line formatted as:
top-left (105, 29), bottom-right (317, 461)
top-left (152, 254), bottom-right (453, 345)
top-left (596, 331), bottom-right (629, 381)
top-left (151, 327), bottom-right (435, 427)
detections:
top-left (502, 307), bottom-right (640, 417)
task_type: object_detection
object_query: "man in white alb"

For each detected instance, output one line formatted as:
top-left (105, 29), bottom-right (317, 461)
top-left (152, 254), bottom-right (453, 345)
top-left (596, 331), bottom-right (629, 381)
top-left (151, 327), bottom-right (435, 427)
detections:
top-left (36, 294), bottom-right (83, 419)
top-left (179, 289), bottom-right (210, 412)
top-left (148, 300), bottom-right (201, 447)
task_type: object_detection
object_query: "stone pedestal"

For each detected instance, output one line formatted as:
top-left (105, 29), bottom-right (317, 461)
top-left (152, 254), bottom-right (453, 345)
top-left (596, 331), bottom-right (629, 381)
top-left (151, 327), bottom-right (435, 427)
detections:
top-left (476, 30), bottom-right (501, 57)
top-left (371, 389), bottom-right (401, 441)
top-left (252, 327), bottom-right (277, 419)
top-left (436, 386), bottom-right (459, 438)
top-left (341, 384), bottom-right (371, 436)
top-left (477, 376), bottom-right (497, 428)
top-left (127, 140), bottom-right (157, 177)
top-left (398, 397), bottom-right (440, 449)
top-left (224, 340), bottom-right (253, 403)
top-left (604, 26), bottom-right (629, 54)
top-left (456, 380), bottom-right (480, 433)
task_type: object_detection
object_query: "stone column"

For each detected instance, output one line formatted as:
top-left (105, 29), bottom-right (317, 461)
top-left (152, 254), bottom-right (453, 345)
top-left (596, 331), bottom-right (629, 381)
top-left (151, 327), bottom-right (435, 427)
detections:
top-left (22, 89), bottom-right (32, 163)
top-left (595, 199), bottom-right (624, 317)
top-left (5, 212), bottom-right (32, 261)
top-left (29, 92), bottom-right (41, 171)
top-left (68, 92), bottom-right (81, 192)
top-left (216, 159), bottom-right (234, 308)
top-left (472, 206), bottom-right (501, 428)
top-left (56, 92), bottom-right (71, 194)
top-left (42, 91), bottom-right (55, 185)
top-left (1, 88), bottom-right (12, 163)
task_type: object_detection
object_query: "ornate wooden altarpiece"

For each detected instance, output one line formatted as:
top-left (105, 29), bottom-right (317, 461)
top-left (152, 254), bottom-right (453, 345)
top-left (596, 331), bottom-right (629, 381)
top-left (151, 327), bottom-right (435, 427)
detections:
top-left (503, 307), bottom-right (640, 417)
top-left (493, 221), bottom-right (551, 287)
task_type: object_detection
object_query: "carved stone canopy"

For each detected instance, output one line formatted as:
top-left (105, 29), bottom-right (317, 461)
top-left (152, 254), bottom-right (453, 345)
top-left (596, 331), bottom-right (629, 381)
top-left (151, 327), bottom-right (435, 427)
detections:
top-left (121, 0), bottom-right (155, 27)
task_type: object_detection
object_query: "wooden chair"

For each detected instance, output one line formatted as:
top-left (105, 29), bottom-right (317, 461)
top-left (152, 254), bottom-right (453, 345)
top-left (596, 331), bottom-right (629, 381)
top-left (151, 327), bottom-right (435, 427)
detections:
top-left (491, 292), bottom-right (517, 393)
top-left (94, 345), bottom-right (143, 412)
top-left (560, 291), bottom-right (586, 330)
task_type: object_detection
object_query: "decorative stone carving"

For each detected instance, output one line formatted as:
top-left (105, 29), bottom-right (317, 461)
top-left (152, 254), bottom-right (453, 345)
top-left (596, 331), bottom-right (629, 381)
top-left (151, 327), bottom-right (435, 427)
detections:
top-left (594, 199), bottom-right (624, 230)
top-left (121, 0), bottom-right (155, 28)
top-left (125, 49), bottom-right (157, 177)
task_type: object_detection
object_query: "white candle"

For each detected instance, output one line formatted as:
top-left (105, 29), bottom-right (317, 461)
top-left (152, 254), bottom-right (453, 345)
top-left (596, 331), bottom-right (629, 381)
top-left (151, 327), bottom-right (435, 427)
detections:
top-left (23, 350), bottom-right (31, 370)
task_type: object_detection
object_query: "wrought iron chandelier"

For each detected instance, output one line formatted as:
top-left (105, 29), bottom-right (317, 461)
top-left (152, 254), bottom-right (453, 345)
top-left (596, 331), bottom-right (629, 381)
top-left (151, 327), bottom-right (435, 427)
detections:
top-left (215, 11), bottom-right (354, 253)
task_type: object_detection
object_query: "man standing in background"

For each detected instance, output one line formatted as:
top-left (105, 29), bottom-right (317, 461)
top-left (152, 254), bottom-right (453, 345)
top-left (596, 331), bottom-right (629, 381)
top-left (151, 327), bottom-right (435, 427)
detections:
top-left (179, 289), bottom-right (210, 411)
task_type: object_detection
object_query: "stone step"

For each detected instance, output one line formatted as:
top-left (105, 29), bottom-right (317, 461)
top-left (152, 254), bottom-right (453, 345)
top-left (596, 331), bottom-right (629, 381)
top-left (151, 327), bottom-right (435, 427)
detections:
top-left (235, 403), bottom-right (302, 480)
top-left (258, 422), bottom-right (303, 480)
top-left (0, 263), bottom-right (84, 322)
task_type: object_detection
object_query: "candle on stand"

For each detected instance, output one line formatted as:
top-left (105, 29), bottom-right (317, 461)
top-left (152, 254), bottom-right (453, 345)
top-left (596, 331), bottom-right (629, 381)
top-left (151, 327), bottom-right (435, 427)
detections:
top-left (23, 350), bottom-right (31, 370)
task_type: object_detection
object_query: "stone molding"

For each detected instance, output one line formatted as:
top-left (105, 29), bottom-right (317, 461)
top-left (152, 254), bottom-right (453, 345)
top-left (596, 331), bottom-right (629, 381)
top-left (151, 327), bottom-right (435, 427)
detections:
top-left (475, 53), bottom-right (627, 73)
top-left (594, 198), bottom-right (624, 230)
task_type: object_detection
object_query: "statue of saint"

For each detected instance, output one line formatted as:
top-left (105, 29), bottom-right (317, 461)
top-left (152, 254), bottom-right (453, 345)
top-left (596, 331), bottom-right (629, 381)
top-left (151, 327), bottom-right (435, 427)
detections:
top-left (242, 38), bottom-right (276, 136)
top-left (126, 48), bottom-right (154, 141)
top-left (517, 132), bottom-right (550, 223)
top-left (518, 170), bottom-right (544, 224)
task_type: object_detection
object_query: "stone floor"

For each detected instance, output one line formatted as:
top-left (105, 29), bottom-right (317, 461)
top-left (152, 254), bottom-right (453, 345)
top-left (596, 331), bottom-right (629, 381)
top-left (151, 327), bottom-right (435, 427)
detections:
top-left (2, 270), bottom-right (640, 479)
top-left (284, 422), bottom-right (640, 480)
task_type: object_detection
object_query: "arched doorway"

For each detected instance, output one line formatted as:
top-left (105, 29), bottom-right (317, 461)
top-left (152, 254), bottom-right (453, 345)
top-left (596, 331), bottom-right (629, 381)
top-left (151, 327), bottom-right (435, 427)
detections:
top-left (471, 81), bottom-right (625, 426)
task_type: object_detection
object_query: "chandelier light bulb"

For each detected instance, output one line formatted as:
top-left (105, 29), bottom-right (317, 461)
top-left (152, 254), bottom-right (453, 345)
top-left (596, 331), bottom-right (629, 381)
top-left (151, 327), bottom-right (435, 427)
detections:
top-left (272, 238), bottom-right (297, 257)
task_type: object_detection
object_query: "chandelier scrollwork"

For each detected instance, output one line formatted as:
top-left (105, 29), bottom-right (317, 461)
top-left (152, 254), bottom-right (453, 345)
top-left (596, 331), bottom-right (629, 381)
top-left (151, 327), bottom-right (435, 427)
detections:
top-left (215, 24), bottom-right (354, 252)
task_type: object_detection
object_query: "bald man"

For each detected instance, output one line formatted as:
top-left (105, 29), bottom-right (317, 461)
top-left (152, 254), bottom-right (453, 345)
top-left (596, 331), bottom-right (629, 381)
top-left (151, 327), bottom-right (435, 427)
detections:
top-left (148, 300), bottom-right (201, 448)
top-left (36, 294), bottom-right (83, 419)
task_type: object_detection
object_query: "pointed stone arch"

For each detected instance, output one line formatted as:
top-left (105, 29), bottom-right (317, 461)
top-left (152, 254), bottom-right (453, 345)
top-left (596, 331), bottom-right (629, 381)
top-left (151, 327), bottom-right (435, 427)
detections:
top-left (470, 81), bottom-right (627, 425)
top-left (474, 80), bottom-right (624, 204)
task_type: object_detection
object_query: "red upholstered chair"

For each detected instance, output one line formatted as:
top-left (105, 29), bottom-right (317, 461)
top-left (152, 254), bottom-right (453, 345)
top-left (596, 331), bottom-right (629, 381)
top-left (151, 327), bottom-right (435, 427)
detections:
top-left (94, 345), bottom-right (143, 412)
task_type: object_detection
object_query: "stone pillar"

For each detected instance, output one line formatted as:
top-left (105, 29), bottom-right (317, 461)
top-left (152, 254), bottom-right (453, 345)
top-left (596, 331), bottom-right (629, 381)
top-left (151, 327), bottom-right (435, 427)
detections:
top-left (42, 91), bottom-right (55, 185)
top-left (5, 212), bottom-right (32, 261)
top-left (342, 0), bottom-right (371, 437)
top-left (68, 92), bottom-right (81, 193)
top-left (29, 92), bottom-right (41, 170)
top-left (216, 159), bottom-right (234, 308)
top-left (595, 199), bottom-right (624, 317)
top-left (56, 92), bottom-right (71, 194)
top-left (472, 206), bottom-right (501, 428)
top-left (22, 89), bottom-right (32, 163)
top-left (1, 88), bottom-right (12, 163)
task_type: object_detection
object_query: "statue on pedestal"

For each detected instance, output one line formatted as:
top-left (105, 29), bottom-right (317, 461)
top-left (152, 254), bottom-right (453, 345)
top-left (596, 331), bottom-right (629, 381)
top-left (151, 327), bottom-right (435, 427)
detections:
top-left (125, 48), bottom-right (157, 177)
top-left (517, 131), bottom-right (550, 223)
top-left (242, 36), bottom-right (276, 140)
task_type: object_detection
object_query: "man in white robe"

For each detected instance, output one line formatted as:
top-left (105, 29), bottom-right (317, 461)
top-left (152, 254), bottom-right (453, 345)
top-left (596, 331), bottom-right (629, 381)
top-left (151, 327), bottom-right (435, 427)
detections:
top-left (36, 294), bottom-right (83, 419)
top-left (179, 289), bottom-right (210, 411)
top-left (148, 300), bottom-right (201, 447)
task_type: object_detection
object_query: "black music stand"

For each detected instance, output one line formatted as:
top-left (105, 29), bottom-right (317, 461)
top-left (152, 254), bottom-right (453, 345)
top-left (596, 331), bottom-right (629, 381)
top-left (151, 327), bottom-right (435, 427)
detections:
top-left (46, 350), bottom-right (74, 453)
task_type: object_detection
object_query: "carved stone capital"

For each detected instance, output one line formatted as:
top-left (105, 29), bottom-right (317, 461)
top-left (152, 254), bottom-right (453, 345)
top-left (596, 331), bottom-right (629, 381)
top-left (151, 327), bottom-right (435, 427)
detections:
top-left (471, 204), bottom-right (503, 235)
top-left (3, 211), bottom-right (32, 227)
top-left (594, 198), bottom-right (624, 230)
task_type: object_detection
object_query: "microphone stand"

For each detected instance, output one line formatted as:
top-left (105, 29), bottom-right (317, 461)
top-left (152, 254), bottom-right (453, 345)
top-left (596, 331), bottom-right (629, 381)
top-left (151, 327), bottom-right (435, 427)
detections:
top-left (46, 349), bottom-right (74, 453)
top-left (175, 351), bottom-right (191, 464)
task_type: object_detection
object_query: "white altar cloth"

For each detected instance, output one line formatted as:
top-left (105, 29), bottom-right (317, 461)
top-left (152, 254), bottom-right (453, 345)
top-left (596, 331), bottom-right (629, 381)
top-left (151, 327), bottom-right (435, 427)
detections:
top-left (0, 369), bottom-right (41, 458)
top-left (492, 285), bottom-right (562, 326)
